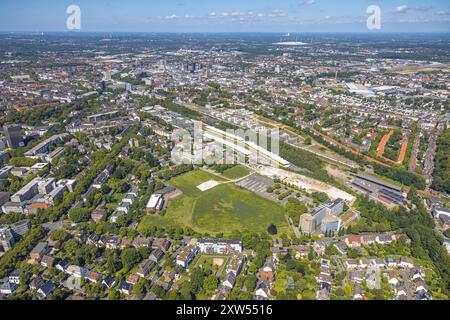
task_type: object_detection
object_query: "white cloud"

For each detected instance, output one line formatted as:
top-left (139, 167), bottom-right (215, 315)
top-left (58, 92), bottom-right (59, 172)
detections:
top-left (435, 10), bottom-right (449, 16)
top-left (160, 14), bottom-right (178, 20)
top-left (395, 5), bottom-right (410, 14)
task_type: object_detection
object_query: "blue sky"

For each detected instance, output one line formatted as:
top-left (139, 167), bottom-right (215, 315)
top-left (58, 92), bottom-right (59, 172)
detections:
top-left (0, 0), bottom-right (449, 32)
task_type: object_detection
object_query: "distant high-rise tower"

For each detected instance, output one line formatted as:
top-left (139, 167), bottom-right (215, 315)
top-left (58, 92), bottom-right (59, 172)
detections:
top-left (3, 125), bottom-right (24, 149)
top-left (126, 83), bottom-right (133, 92)
top-left (275, 65), bottom-right (281, 74)
top-left (100, 80), bottom-right (106, 92)
top-left (104, 71), bottom-right (112, 81)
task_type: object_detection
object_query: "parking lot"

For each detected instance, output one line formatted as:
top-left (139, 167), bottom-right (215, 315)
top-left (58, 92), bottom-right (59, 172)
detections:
top-left (236, 174), bottom-right (280, 200)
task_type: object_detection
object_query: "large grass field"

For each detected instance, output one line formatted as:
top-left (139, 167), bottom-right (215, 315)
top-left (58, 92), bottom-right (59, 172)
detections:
top-left (221, 165), bottom-right (250, 180)
top-left (138, 170), bottom-right (289, 235)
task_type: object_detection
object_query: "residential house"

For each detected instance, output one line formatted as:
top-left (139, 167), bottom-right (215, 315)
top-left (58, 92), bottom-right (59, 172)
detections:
top-left (255, 281), bottom-right (270, 299)
top-left (120, 238), bottom-right (132, 249)
top-left (86, 271), bottom-right (103, 283)
top-left (56, 258), bottom-right (70, 272)
top-left (345, 259), bottom-right (359, 269)
top-left (106, 237), bottom-right (121, 249)
top-left (37, 280), bottom-right (55, 299)
top-left (344, 235), bottom-right (362, 248)
top-left (0, 279), bottom-right (17, 295)
top-left (132, 237), bottom-right (151, 249)
top-left (87, 233), bottom-right (101, 246)
top-left (176, 244), bottom-right (198, 268)
top-left (293, 245), bottom-right (310, 259)
top-left (222, 272), bottom-right (236, 289)
top-left (102, 275), bottom-right (116, 289)
top-left (359, 258), bottom-right (371, 268)
top-left (334, 241), bottom-right (347, 255)
top-left (372, 258), bottom-right (386, 268)
top-left (262, 256), bottom-right (276, 273)
top-left (30, 242), bottom-right (48, 262)
top-left (149, 248), bottom-right (164, 263)
top-left (143, 292), bottom-right (157, 300)
top-left (126, 274), bottom-right (140, 285)
top-left (386, 257), bottom-right (400, 268)
top-left (8, 269), bottom-right (24, 285)
top-left (257, 270), bottom-right (274, 284)
top-left (376, 234), bottom-right (396, 245)
top-left (394, 285), bottom-right (407, 300)
top-left (388, 271), bottom-right (400, 285)
top-left (361, 234), bottom-right (377, 245)
top-left (137, 259), bottom-right (156, 277)
top-left (91, 208), bottom-right (107, 222)
top-left (400, 257), bottom-right (414, 269)
top-left (316, 282), bottom-right (331, 300)
top-left (29, 277), bottom-right (44, 291)
top-left (353, 285), bottom-right (365, 300)
top-left (40, 255), bottom-right (55, 268)
top-left (226, 254), bottom-right (245, 277)
top-left (118, 281), bottom-right (133, 295)
top-left (318, 273), bottom-right (333, 285)
top-left (349, 270), bottom-right (365, 284)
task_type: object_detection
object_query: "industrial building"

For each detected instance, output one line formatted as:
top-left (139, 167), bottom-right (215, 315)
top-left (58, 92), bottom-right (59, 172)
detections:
top-left (349, 173), bottom-right (406, 206)
top-left (146, 194), bottom-right (165, 213)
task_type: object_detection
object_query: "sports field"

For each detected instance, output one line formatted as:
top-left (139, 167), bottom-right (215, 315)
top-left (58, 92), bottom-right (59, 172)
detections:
top-left (138, 170), bottom-right (289, 235)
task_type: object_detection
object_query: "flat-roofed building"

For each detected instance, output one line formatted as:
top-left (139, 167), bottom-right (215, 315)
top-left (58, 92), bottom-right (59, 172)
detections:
top-left (38, 178), bottom-right (56, 194)
top-left (11, 178), bottom-right (40, 203)
top-left (320, 213), bottom-right (342, 234)
top-left (311, 198), bottom-right (345, 225)
top-left (1, 202), bottom-right (25, 214)
top-left (24, 134), bottom-right (68, 158)
top-left (146, 194), bottom-right (164, 213)
top-left (0, 166), bottom-right (13, 179)
top-left (3, 125), bottom-right (24, 149)
top-left (197, 238), bottom-right (242, 254)
top-left (0, 226), bottom-right (15, 252)
top-left (176, 244), bottom-right (198, 268)
top-left (300, 214), bottom-right (316, 235)
top-left (433, 207), bottom-right (450, 219)
top-left (10, 219), bottom-right (31, 237)
top-left (0, 192), bottom-right (10, 207)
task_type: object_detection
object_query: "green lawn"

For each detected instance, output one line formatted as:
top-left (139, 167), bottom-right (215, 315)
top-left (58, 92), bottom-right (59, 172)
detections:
top-left (139, 170), bottom-right (289, 235)
top-left (221, 165), bottom-right (250, 180)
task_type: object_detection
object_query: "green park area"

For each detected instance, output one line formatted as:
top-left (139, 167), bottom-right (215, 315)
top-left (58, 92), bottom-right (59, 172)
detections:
top-left (138, 169), bottom-right (289, 235)
top-left (221, 165), bottom-right (250, 180)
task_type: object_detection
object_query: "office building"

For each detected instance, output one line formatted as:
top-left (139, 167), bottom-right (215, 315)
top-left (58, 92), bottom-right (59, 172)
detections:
top-left (3, 125), bottom-right (24, 149)
top-left (300, 214), bottom-right (316, 234)
top-left (320, 213), bottom-right (342, 234)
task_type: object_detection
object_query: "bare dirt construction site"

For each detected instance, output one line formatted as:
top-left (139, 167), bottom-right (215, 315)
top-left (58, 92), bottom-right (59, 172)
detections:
top-left (254, 165), bottom-right (356, 204)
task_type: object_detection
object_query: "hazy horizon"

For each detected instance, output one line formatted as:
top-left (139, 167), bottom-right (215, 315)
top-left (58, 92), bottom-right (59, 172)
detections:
top-left (1, 0), bottom-right (450, 33)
